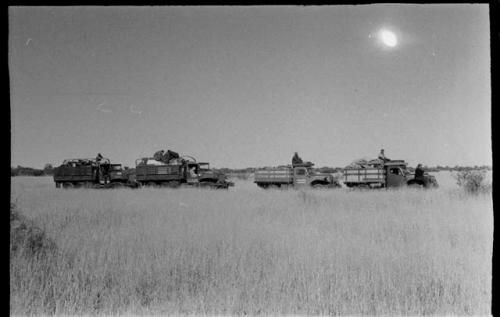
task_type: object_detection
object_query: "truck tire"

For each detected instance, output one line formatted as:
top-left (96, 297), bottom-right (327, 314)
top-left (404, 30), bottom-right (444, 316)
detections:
top-left (407, 179), bottom-right (424, 188)
top-left (110, 182), bottom-right (125, 188)
top-left (198, 181), bottom-right (213, 188)
top-left (311, 181), bottom-right (332, 189)
top-left (62, 182), bottom-right (74, 189)
top-left (168, 181), bottom-right (181, 188)
top-left (84, 182), bottom-right (94, 188)
top-left (311, 183), bottom-right (328, 189)
top-left (55, 182), bottom-right (61, 188)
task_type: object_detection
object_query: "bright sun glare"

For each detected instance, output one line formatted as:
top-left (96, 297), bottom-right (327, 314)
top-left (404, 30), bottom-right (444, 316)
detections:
top-left (379, 29), bottom-right (398, 48)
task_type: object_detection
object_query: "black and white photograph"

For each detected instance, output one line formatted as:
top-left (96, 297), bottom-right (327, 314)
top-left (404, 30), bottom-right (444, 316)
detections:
top-left (9, 5), bottom-right (492, 316)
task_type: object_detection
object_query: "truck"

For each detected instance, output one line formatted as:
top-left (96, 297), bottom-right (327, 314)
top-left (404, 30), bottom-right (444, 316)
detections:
top-left (134, 155), bottom-right (234, 189)
top-left (254, 162), bottom-right (341, 189)
top-left (343, 160), bottom-right (438, 189)
top-left (53, 157), bottom-right (138, 188)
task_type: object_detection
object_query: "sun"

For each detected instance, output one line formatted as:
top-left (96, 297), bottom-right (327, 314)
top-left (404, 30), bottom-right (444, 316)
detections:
top-left (378, 29), bottom-right (398, 48)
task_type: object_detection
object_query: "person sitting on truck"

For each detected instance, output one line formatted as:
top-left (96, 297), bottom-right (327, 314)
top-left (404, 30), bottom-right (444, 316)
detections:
top-left (96, 153), bottom-right (103, 163)
top-left (378, 149), bottom-right (391, 163)
top-left (162, 150), bottom-right (179, 164)
top-left (415, 164), bottom-right (425, 179)
top-left (189, 166), bottom-right (198, 178)
top-left (414, 163), bottom-right (428, 186)
top-left (292, 152), bottom-right (303, 166)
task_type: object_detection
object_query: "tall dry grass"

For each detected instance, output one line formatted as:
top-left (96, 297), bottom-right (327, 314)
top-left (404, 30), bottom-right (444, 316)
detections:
top-left (10, 174), bottom-right (492, 315)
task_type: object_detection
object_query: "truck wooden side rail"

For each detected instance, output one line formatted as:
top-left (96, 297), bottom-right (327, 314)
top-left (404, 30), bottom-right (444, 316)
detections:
top-left (343, 168), bottom-right (386, 185)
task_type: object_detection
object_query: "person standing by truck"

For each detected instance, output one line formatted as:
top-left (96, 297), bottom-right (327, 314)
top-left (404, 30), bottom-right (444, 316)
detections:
top-left (94, 153), bottom-right (104, 182)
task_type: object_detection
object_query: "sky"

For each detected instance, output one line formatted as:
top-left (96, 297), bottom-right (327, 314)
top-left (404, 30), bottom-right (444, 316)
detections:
top-left (9, 5), bottom-right (491, 169)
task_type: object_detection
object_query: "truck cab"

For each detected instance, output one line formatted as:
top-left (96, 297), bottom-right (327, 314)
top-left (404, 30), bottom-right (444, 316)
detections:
top-left (293, 166), bottom-right (308, 186)
top-left (384, 161), bottom-right (409, 188)
top-left (108, 164), bottom-right (128, 183)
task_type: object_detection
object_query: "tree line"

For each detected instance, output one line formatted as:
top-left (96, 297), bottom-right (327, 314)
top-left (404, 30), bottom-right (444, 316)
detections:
top-left (11, 164), bottom-right (492, 177)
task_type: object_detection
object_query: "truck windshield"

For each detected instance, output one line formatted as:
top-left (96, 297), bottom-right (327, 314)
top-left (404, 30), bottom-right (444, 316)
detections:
top-left (296, 169), bottom-right (306, 175)
top-left (199, 163), bottom-right (210, 171)
top-left (110, 165), bottom-right (122, 171)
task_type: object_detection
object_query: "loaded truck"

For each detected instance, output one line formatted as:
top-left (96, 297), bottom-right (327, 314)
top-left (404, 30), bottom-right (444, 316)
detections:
top-left (343, 160), bottom-right (438, 189)
top-left (53, 157), bottom-right (138, 188)
top-left (254, 162), bottom-right (341, 189)
top-left (134, 155), bottom-right (234, 189)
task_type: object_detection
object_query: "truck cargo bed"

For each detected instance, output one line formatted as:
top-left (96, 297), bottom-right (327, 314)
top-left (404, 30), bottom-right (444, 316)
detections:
top-left (54, 166), bottom-right (94, 182)
top-left (135, 164), bottom-right (183, 181)
top-left (254, 168), bottom-right (293, 183)
top-left (343, 168), bottom-right (385, 183)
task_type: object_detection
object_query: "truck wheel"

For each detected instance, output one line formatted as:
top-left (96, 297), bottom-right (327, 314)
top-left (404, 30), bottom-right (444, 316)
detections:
top-left (55, 182), bottom-right (61, 188)
top-left (407, 180), bottom-right (424, 188)
top-left (256, 183), bottom-right (268, 189)
top-left (312, 183), bottom-right (329, 189)
top-left (168, 181), bottom-right (181, 188)
top-left (198, 181), bottom-right (213, 188)
top-left (62, 182), bottom-right (74, 189)
top-left (110, 182), bottom-right (125, 188)
top-left (268, 184), bottom-right (280, 189)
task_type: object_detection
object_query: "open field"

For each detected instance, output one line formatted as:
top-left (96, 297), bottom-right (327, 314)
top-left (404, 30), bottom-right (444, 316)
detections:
top-left (10, 172), bottom-right (492, 315)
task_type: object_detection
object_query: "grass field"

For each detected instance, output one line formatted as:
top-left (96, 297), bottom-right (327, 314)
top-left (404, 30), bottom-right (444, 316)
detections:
top-left (10, 172), bottom-right (492, 315)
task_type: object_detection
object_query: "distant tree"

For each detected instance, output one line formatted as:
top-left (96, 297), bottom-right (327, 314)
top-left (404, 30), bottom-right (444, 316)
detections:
top-left (32, 169), bottom-right (44, 176)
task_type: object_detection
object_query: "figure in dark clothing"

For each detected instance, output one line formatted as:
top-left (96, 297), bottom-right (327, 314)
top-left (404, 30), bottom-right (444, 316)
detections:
top-left (100, 162), bottom-right (110, 184)
top-left (163, 150), bottom-right (180, 163)
top-left (415, 164), bottom-right (425, 179)
top-left (414, 163), bottom-right (427, 187)
top-left (378, 149), bottom-right (391, 163)
top-left (153, 150), bottom-right (165, 162)
top-left (94, 153), bottom-right (104, 182)
top-left (292, 152), bottom-right (303, 166)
